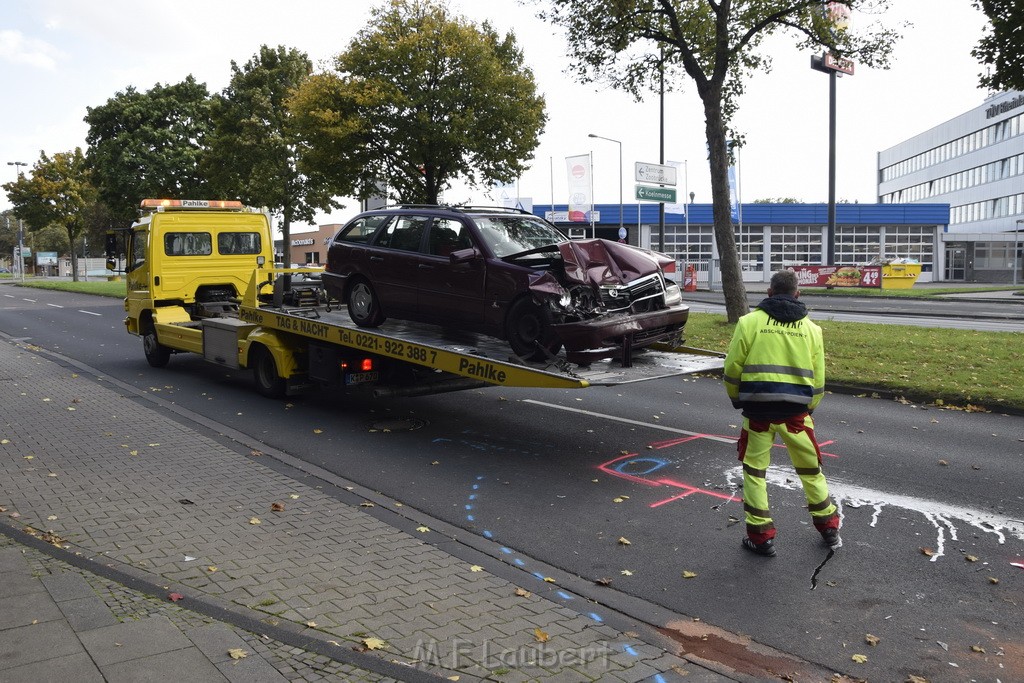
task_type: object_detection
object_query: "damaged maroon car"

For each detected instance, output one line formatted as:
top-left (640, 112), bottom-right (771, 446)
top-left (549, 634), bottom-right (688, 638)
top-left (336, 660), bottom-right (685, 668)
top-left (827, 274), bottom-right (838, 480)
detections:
top-left (322, 206), bottom-right (688, 363)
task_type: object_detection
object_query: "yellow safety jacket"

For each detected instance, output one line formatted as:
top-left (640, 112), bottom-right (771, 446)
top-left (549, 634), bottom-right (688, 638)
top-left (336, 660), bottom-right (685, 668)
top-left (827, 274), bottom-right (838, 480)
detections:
top-left (724, 296), bottom-right (825, 418)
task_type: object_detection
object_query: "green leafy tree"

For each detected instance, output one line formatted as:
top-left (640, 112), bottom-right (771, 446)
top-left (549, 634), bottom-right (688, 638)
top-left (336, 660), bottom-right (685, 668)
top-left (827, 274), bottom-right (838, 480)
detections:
top-left (2, 148), bottom-right (98, 281)
top-left (289, 0), bottom-right (546, 206)
top-left (84, 76), bottom-right (213, 227)
top-left (534, 0), bottom-right (899, 322)
top-left (205, 45), bottom-right (338, 266)
top-left (971, 0), bottom-right (1024, 93)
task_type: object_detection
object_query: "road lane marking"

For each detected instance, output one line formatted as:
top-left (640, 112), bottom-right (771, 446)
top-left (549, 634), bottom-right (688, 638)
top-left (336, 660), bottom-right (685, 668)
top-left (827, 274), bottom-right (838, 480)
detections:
top-left (22, 298), bottom-right (36, 302)
top-left (530, 400), bottom-right (1024, 562)
top-left (522, 399), bottom-right (735, 444)
top-left (47, 303), bottom-right (64, 308)
top-left (78, 310), bottom-right (102, 316)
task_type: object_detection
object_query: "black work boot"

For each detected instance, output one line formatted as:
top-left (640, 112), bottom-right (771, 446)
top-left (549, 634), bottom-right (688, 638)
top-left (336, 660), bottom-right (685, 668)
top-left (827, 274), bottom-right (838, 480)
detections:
top-left (820, 527), bottom-right (841, 548)
top-left (742, 537), bottom-right (777, 557)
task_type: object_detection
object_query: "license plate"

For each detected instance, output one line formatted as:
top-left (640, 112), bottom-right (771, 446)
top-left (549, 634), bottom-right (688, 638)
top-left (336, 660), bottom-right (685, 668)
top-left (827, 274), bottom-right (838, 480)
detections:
top-left (345, 371), bottom-right (379, 385)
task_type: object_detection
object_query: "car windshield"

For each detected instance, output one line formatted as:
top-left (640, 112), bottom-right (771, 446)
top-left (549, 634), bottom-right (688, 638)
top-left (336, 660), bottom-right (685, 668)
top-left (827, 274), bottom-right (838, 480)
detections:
top-left (473, 216), bottom-right (567, 258)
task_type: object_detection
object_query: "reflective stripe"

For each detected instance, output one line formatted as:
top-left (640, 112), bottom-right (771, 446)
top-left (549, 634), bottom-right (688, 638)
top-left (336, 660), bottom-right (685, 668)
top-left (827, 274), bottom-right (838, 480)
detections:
top-left (795, 466), bottom-right (821, 476)
top-left (743, 463), bottom-right (767, 478)
top-left (808, 496), bottom-right (834, 512)
top-left (738, 390), bottom-right (813, 404)
top-left (744, 502), bottom-right (771, 517)
top-left (742, 364), bottom-right (814, 378)
top-left (724, 374), bottom-right (740, 385)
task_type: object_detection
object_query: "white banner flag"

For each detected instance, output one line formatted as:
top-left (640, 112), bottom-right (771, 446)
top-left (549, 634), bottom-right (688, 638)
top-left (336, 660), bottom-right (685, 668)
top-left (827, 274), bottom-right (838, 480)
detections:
top-left (565, 154), bottom-right (592, 223)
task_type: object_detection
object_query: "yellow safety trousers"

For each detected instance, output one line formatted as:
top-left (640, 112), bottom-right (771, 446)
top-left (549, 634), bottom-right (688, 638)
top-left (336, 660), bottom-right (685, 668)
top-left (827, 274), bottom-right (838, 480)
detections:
top-left (739, 414), bottom-right (837, 541)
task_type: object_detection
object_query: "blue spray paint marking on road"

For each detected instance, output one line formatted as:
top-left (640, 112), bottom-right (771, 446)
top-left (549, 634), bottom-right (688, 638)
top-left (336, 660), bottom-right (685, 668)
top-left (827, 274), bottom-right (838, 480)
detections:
top-left (514, 559), bottom-right (525, 566)
top-left (501, 547), bottom-right (513, 554)
top-left (654, 674), bottom-right (667, 683)
top-left (588, 612), bottom-right (603, 623)
top-left (612, 457), bottom-right (669, 476)
top-left (483, 530), bottom-right (493, 539)
top-left (556, 591), bottom-right (573, 600)
top-left (623, 644), bottom-right (639, 656)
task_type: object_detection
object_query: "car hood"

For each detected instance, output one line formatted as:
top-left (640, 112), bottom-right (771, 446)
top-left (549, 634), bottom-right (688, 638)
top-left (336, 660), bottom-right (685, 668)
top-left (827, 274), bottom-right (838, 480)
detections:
top-left (527, 238), bottom-right (671, 296)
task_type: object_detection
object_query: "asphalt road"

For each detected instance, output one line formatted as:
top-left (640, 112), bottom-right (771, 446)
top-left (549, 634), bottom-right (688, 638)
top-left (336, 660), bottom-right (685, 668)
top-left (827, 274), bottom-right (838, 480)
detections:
top-left (1, 285), bottom-right (1022, 682)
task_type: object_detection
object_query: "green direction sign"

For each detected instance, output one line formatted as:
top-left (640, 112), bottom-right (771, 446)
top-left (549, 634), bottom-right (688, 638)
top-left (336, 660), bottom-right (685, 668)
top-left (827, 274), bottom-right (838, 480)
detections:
top-left (634, 184), bottom-right (677, 203)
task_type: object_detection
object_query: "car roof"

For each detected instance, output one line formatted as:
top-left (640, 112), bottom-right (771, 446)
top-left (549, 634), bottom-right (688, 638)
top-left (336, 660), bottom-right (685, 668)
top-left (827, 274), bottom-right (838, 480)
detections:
top-left (364, 205), bottom-right (537, 218)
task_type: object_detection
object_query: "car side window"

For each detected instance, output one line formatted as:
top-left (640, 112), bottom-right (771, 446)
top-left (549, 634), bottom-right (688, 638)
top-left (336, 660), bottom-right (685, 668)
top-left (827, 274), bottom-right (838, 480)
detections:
top-left (336, 215), bottom-right (391, 243)
top-left (377, 215), bottom-right (429, 253)
top-left (428, 219), bottom-right (474, 257)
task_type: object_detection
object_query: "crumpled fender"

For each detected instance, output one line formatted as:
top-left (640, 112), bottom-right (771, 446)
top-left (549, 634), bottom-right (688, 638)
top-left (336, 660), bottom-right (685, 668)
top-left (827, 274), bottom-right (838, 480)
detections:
top-left (557, 239), bottom-right (667, 286)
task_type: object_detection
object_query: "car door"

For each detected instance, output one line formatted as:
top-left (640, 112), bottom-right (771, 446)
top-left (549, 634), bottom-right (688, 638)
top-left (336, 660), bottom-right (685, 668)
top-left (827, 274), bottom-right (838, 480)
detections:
top-left (367, 214), bottom-right (430, 319)
top-left (417, 218), bottom-right (487, 328)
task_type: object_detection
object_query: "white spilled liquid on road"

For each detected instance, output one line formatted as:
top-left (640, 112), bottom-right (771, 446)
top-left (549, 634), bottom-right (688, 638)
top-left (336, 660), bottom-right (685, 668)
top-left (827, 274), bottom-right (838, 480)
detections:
top-left (727, 465), bottom-right (1024, 562)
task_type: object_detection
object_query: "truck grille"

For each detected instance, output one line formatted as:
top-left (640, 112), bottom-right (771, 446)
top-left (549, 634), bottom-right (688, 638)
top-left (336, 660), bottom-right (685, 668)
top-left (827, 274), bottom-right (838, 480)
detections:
top-left (599, 273), bottom-right (665, 313)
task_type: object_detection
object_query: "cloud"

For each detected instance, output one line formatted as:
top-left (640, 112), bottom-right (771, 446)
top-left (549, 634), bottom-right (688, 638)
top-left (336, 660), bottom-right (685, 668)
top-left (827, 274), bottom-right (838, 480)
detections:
top-left (0, 29), bottom-right (63, 70)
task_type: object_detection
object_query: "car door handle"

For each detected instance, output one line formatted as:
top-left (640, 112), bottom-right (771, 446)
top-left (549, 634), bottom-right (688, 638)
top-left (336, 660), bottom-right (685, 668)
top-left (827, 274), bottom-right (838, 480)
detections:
top-left (369, 256), bottom-right (383, 263)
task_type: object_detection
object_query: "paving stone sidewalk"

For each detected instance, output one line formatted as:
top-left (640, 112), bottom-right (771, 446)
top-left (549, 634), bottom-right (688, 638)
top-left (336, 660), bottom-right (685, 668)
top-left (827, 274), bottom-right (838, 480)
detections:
top-left (0, 340), bottom-right (735, 682)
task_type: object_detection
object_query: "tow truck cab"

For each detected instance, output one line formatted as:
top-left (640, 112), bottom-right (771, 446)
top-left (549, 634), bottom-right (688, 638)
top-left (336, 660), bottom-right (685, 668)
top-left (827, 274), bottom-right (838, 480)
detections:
top-left (124, 199), bottom-right (274, 336)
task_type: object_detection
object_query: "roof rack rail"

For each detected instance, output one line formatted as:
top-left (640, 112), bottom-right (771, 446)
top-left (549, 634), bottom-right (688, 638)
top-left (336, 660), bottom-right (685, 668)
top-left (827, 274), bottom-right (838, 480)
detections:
top-left (457, 205), bottom-right (532, 215)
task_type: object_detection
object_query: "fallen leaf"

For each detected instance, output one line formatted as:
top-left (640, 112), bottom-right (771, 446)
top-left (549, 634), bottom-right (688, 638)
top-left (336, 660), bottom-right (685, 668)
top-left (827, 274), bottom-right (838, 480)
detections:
top-left (249, 517), bottom-right (261, 525)
top-left (47, 473), bottom-right (58, 477)
top-left (249, 450), bottom-right (262, 457)
top-left (416, 526), bottom-right (430, 533)
top-left (851, 654), bottom-right (868, 663)
top-left (543, 577), bottom-right (556, 583)
top-left (965, 555), bottom-right (978, 562)
top-left (514, 588), bottom-right (531, 597)
top-left (682, 570), bottom-right (697, 579)
top-left (362, 637), bottom-right (386, 650)
top-left (469, 565), bottom-right (483, 572)
top-left (621, 569), bottom-right (633, 576)
top-left (227, 648), bottom-right (247, 659)
top-left (970, 645), bottom-right (985, 653)
top-left (905, 676), bottom-right (929, 683)
top-left (447, 677), bottom-right (460, 681)
top-left (167, 592), bottom-right (184, 602)
top-left (431, 461), bottom-right (440, 465)
top-left (0, 439), bottom-right (9, 444)
top-left (47, 515), bottom-right (57, 521)
top-left (129, 450), bottom-right (138, 456)
top-left (23, 456), bottom-right (33, 460)
top-left (360, 502), bottom-right (375, 508)
top-left (270, 502), bottom-right (285, 512)
top-left (612, 497), bottom-right (625, 503)
top-left (534, 628), bottom-right (550, 643)
top-left (207, 566), bottom-right (218, 572)
top-left (147, 443), bottom-right (160, 447)
top-left (618, 537), bottom-right (631, 546)
top-left (305, 621), bottom-right (318, 628)
top-left (988, 577), bottom-right (999, 584)
top-left (865, 634), bottom-right (880, 646)
top-left (595, 577), bottom-right (612, 586)
top-left (313, 428), bottom-right (323, 434)
top-left (289, 494), bottom-right (300, 499)
top-left (938, 459), bottom-right (948, 466)
top-left (920, 547), bottom-right (935, 557)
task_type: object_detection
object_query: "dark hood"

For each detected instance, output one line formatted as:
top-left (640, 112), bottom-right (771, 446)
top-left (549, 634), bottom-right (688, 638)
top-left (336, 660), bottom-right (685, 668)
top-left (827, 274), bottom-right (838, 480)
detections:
top-left (756, 294), bottom-right (807, 323)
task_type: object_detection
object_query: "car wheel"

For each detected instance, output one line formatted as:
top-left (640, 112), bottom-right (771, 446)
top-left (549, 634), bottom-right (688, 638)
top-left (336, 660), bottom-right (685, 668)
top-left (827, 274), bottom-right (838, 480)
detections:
top-left (505, 297), bottom-right (562, 361)
top-left (252, 346), bottom-right (286, 399)
top-left (143, 326), bottom-right (171, 368)
top-left (348, 279), bottom-right (385, 328)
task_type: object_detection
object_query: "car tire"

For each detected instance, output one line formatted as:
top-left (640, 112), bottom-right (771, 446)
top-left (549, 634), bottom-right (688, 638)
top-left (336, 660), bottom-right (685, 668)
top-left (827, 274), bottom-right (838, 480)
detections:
top-left (143, 325), bottom-right (171, 368)
top-left (505, 297), bottom-right (562, 361)
top-left (348, 279), bottom-right (385, 328)
top-left (252, 345), bottom-right (286, 399)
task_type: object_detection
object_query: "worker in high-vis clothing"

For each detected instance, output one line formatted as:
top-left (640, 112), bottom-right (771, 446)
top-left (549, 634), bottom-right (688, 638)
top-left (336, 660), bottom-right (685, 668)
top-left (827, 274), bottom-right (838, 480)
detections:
top-left (724, 269), bottom-right (840, 557)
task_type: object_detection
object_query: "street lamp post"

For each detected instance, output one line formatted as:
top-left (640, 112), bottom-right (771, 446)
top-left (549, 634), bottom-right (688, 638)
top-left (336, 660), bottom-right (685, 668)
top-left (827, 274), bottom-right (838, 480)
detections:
top-left (7, 161), bottom-right (28, 282)
top-left (1015, 219), bottom-right (1023, 286)
top-left (588, 133), bottom-right (623, 243)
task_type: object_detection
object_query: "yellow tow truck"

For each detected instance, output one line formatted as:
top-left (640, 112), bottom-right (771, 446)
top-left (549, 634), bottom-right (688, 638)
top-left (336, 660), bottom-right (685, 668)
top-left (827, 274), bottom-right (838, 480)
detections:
top-left (123, 199), bottom-right (723, 398)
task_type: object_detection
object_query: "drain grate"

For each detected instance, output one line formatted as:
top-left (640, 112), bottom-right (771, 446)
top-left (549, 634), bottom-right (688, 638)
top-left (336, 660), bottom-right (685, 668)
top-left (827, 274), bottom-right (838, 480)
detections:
top-left (367, 417), bottom-right (427, 432)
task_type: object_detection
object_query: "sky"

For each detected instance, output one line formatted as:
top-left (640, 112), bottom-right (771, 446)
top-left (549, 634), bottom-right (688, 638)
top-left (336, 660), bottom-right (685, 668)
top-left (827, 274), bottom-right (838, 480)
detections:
top-left (0, 0), bottom-right (993, 234)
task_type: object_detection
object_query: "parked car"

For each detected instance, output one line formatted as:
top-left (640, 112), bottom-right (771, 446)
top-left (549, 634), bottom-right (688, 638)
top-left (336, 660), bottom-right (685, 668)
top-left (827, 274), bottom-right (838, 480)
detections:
top-left (322, 205), bottom-right (688, 363)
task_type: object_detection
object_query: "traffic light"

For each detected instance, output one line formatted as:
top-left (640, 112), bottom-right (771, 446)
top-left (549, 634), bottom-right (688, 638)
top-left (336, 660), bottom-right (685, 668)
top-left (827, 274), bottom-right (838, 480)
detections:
top-left (104, 231), bottom-right (117, 258)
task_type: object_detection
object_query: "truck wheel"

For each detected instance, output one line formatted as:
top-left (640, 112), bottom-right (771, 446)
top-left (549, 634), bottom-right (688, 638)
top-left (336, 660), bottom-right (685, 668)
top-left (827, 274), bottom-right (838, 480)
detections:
top-left (143, 327), bottom-right (171, 368)
top-left (348, 279), bottom-right (385, 328)
top-left (252, 346), bottom-right (286, 399)
top-left (505, 297), bottom-right (562, 361)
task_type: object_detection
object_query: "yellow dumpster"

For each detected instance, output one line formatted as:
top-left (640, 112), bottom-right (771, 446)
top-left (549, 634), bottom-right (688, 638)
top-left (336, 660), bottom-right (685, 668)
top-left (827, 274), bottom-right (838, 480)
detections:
top-left (880, 263), bottom-right (921, 289)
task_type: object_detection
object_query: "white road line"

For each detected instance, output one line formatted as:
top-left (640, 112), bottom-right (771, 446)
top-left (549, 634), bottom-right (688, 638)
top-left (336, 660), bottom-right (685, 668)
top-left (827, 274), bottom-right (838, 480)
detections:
top-left (522, 399), bottom-right (735, 444)
top-left (47, 303), bottom-right (64, 308)
top-left (78, 310), bottom-right (102, 316)
top-left (22, 298), bottom-right (36, 302)
top-left (3, 294), bottom-right (13, 298)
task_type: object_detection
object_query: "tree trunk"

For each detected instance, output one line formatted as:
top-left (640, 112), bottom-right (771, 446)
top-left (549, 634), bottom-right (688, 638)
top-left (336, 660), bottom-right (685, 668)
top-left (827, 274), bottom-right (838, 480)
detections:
top-left (281, 207), bottom-right (291, 267)
top-left (67, 226), bottom-right (80, 282)
top-left (703, 97), bottom-right (749, 323)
